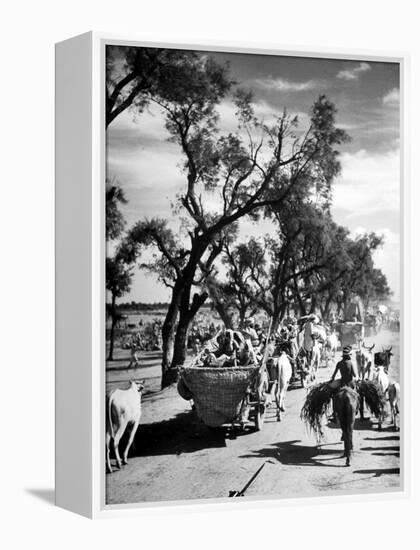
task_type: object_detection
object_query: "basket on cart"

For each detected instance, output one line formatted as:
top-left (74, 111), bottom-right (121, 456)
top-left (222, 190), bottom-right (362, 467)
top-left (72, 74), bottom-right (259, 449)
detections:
top-left (178, 364), bottom-right (266, 429)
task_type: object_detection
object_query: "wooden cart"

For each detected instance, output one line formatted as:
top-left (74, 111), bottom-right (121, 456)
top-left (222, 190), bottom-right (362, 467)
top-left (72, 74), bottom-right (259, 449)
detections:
top-left (338, 321), bottom-right (364, 348)
top-left (178, 363), bottom-right (269, 431)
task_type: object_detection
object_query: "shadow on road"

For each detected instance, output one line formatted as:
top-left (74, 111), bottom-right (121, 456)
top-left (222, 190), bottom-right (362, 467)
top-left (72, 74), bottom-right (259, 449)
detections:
top-left (326, 417), bottom-right (394, 433)
top-left (360, 445), bottom-right (400, 452)
top-left (240, 439), bottom-right (346, 468)
top-left (364, 435), bottom-right (400, 441)
top-left (371, 452), bottom-right (400, 457)
top-left (122, 411), bottom-right (228, 458)
top-left (352, 467), bottom-right (400, 476)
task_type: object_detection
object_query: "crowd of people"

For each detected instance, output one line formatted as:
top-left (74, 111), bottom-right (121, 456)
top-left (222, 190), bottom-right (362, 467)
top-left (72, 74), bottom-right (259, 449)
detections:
top-left (116, 304), bottom-right (398, 375)
top-left (192, 315), bottom-right (328, 381)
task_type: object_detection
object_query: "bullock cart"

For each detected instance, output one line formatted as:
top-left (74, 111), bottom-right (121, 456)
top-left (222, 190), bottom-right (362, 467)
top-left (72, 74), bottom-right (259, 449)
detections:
top-left (177, 363), bottom-right (269, 431)
top-left (295, 350), bottom-right (314, 388)
top-left (338, 321), bottom-right (364, 349)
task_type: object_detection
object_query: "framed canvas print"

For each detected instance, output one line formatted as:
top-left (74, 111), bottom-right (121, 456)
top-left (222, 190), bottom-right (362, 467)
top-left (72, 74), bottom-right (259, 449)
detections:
top-left (55, 32), bottom-right (408, 518)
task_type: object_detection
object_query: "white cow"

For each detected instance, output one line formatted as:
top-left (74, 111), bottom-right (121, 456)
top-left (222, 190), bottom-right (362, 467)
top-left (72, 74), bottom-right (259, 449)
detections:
top-left (267, 352), bottom-right (292, 421)
top-left (373, 366), bottom-right (389, 430)
top-left (311, 339), bottom-right (323, 372)
top-left (373, 365), bottom-right (389, 393)
top-left (388, 381), bottom-right (400, 430)
top-left (325, 330), bottom-right (339, 361)
top-left (106, 380), bottom-right (144, 473)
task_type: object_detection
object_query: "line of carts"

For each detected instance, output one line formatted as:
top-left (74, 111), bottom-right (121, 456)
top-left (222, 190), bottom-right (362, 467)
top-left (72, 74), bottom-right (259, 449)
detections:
top-left (177, 345), bottom-right (314, 432)
top-left (177, 320), bottom-right (366, 432)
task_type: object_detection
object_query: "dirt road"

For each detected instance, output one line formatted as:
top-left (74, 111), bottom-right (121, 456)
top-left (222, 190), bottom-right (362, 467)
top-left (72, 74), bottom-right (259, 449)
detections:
top-left (106, 329), bottom-right (401, 505)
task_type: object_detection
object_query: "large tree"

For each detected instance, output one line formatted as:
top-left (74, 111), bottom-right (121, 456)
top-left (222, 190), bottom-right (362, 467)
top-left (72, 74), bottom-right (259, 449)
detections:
top-left (106, 255), bottom-right (133, 361)
top-left (217, 202), bottom-right (342, 329)
top-left (106, 47), bottom-right (227, 128)
top-left (106, 179), bottom-right (134, 360)
top-left (289, 228), bottom-right (391, 320)
top-left (125, 80), bottom-right (350, 386)
top-left (217, 239), bottom-right (264, 327)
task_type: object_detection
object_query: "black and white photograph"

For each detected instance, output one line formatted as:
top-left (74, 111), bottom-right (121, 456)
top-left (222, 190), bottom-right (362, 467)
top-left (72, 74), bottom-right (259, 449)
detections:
top-left (105, 44), bottom-right (401, 505)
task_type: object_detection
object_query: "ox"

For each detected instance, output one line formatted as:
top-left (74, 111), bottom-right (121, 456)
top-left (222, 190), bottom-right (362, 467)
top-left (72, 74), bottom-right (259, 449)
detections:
top-left (374, 347), bottom-right (393, 373)
top-left (325, 330), bottom-right (339, 361)
top-left (373, 366), bottom-right (389, 430)
top-left (266, 352), bottom-right (292, 421)
top-left (356, 343), bottom-right (375, 380)
top-left (388, 381), bottom-right (400, 430)
top-left (106, 380), bottom-right (144, 473)
top-left (311, 339), bottom-right (323, 373)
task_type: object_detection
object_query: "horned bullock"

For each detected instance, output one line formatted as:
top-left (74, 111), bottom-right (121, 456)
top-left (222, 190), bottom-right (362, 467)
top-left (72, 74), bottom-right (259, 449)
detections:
top-left (374, 347), bottom-right (393, 373)
top-left (325, 330), bottom-right (339, 361)
top-left (106, 380), bottom-right (144, 473)
top-left (372, 366), bottom-right (389, 430)
top-left (311, 339), bottom-right (322, 372)
top-left (266, 352), bottom-right (292, 421)
top-left (356, 343), bottom-right (375, 380)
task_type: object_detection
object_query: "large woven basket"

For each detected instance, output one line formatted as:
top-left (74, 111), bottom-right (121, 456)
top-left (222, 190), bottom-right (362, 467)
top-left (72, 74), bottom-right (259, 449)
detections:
top-left (179, 366), bottom-right (259, 427)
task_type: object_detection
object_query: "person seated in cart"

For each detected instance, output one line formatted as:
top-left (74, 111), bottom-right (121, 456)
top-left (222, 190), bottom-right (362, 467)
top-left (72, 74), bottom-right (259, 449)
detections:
top-left (287, 320), bottom-right (299, 358)
top-left (242, 318), bottom-right (260, 348)
top-left (217, 329), bottom-right (241, 354)
top-left (199, 346), bottom-right (235, 368)
top-left (254, 322), bottom-right (264, 345)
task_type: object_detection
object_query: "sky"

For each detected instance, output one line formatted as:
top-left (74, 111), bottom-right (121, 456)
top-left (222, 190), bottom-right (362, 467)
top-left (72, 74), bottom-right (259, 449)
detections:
top-left (107, 49), bottom-right (400, 303)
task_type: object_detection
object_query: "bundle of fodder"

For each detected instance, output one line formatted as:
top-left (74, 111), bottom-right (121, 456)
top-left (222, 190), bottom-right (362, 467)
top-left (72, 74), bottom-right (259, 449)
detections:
top-left (357, 379), bottom-right (388, 419)
top-left (300, 382), bottom-right (335, 439)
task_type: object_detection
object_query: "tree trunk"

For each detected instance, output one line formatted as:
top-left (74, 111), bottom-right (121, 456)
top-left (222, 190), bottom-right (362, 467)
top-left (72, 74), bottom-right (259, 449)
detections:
top-left (214, 302), bottom-right (234, 329)
top-left (171, 314), bottom-right (190, 369)
top-left (272, 309), bottom-right (281, 334)
top-left (161, 237), bottom-right (209, 387)
top-left (160, 291), bottom-right (181, 389)
top-left (107, 292), bottom-right (117, 361)
top-left (321, 295), bottom-right (333, 322)
top-left (239, 305), bottom-right (247, 328)
top-left (170, 290), bottom-right (208, 372)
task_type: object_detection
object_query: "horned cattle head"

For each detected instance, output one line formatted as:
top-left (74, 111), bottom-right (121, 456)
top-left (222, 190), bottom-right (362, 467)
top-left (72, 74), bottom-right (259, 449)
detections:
top-left (363, 342), bottom-right (375, 352)
top-left (130, 379), bottom-right (145, 392)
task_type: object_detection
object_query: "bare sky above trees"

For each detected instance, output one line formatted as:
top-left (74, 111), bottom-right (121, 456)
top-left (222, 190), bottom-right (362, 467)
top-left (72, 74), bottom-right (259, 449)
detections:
top-left (107, 51), bottom-right (400, 302)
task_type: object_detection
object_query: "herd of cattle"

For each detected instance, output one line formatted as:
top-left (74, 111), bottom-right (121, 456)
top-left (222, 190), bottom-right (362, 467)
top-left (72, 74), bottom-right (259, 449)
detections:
top-left (106, 317), bottom-right (400, 474)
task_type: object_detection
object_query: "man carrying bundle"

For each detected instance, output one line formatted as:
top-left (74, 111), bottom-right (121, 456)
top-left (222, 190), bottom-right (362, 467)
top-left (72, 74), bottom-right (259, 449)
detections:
top-left (329, 345), bottom-right (358, 389)
top-left (328, 345), bottom-right (358, 423)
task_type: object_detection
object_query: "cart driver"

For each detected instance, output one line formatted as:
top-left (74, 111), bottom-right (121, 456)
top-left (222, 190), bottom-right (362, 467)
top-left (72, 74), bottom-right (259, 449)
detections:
top-left (303, 314), bottom-right (318, 362)
top-left (288, 320), bottom-right (299, 359)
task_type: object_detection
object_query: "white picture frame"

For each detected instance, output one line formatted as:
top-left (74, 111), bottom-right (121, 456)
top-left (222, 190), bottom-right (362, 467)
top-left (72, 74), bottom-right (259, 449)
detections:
top-left (55, 32), bottom-right (410, 518)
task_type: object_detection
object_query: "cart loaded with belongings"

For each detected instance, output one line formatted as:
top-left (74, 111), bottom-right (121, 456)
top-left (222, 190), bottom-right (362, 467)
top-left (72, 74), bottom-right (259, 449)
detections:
top-left (177, 323), bottom-right (274, 430)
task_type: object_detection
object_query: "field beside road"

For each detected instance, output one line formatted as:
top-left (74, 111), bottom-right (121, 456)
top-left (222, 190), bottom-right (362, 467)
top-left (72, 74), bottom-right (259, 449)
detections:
top-left (106, 329), bottom-right (401, 505)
